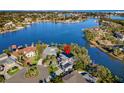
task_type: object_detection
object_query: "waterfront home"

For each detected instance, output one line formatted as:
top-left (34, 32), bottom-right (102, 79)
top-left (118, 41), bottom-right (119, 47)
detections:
top-left (22, 46), bottom-right (36, 58)
top-left (62, 71), bottom-right (88, 83)
top-left (11, 45), bottom-right (24, 52)
top-left (114, 32), bottom-right (124, 41)
top-left (58, 52), bottom-right (75, 72)
top-left (11, 45), bottom-right (17, 51)
top-left (93, 27), bottom-right (100, 31)
top-left (59, 52), bottom-right (74, 62)
top-left (17, 45), bottom-right (24, 49)
top-left (42, 47), bottom-right (58, 58)
top-left (23, 18), bottom-right (32, 25)
top-left (4, 21), bottom-right (16, 30)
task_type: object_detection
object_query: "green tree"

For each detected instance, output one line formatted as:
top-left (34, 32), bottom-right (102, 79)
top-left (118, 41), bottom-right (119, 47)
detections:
top-left (113, 48), bottom-right (121, 56)
top-left (0, 75), bottom-right (5, 83)
top-left (3, 49), bottom-right (11, 56)
top-left (36, 41), bottom-right (42, 55)
top-left (36, 42), bottom-right (47, 58)
top-left (91, 65), bottom-right (119, 83)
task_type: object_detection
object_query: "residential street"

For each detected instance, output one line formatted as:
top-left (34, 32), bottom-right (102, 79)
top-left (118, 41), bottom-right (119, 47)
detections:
top-left (6, 65), bottom-right (49, 83)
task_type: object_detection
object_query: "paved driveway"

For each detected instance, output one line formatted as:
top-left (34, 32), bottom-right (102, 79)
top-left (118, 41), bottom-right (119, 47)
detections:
top-left (6, 65), bottom-right (49, 83)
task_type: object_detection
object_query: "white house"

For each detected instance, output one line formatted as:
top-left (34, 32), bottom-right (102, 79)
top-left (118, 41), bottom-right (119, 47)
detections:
top-left (63, 63), bottom-right (73, 72)
top-left (58, 52), bottom-right (75, 72)
top-left (25, 51), bottom-right (35, 58)
top-left (42, 47), bottom-right (58, 58)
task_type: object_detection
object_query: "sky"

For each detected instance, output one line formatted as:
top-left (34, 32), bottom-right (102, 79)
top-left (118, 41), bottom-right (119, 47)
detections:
top-left (0, 0), bottom-right (124, 10)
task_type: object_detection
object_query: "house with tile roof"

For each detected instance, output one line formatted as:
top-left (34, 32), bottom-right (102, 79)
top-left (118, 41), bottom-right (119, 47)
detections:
top-left (22, 46), bottom-right (36, 57)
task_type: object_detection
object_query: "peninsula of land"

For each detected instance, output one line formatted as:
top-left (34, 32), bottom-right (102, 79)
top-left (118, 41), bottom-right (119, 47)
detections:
top-left (85, 18), bottom-right (124, 61)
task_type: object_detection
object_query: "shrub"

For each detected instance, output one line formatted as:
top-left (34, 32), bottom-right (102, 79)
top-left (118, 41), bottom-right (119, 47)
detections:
top-left (25, 66), bottom-right (39, 78)
top-left (0, 75), bottom-right (5, 83)
top-left (7, 66), bottom-right (19, 75)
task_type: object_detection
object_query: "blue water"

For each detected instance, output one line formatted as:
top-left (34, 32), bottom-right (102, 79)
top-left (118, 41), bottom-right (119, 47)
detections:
top-left (0, 18), bottom-right (98, 52)
top-left (110, 16), bottom-right (124, 20)
top-left (0, 18), bottom-right (124, 82)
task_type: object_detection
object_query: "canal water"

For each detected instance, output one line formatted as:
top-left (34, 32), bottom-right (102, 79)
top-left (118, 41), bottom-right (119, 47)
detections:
top-left (110, 16), bottom-right (124, 20)
top-left (0, 18), bottom-right (124, 82)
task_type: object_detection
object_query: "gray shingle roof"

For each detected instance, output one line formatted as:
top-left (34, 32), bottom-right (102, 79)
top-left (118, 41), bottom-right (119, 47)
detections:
top-left (62, 71), bottom-right (88, 83)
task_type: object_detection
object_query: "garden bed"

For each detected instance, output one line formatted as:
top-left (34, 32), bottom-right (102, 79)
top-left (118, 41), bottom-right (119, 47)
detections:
top-left (7, 66), bottom-right (19, 75)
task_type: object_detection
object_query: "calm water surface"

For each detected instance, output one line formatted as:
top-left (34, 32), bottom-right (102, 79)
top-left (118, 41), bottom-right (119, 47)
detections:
top-left (110, 16), bottom-right (124, 20)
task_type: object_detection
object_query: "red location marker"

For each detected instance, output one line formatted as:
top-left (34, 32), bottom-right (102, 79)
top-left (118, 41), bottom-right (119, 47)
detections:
top-left (64, 45), bottom-right (71, 55)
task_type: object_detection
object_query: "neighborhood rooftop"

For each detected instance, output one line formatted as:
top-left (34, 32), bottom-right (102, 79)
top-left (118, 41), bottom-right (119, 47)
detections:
top-left (23, 46), bottom-right (36, 53)
top-left (62, 71), bottom-right (88, 83)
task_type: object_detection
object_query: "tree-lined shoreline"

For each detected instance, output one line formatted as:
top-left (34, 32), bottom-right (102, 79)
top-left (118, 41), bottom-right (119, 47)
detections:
top-left (1, 11), bottom-right (123, 34)
top-left (84, 18), bottom-right (124, 61)
top-left (0, 12), bottom-right (88, 34)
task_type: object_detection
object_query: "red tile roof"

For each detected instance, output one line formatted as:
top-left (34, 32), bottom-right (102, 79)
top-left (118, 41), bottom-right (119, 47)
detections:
top-left (23, 46), bottom-right (36, 54)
